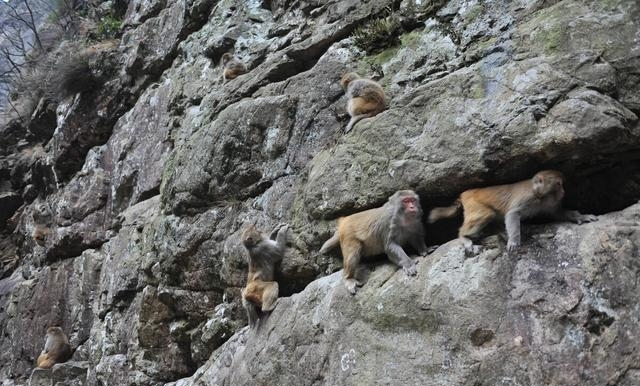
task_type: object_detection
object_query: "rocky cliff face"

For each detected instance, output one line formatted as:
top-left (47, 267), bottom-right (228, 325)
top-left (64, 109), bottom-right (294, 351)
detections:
top-left (0, 0), bottom-right (638, 385)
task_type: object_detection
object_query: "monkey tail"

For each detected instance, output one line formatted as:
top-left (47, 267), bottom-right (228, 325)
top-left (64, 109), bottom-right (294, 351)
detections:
top-left (319, 232), bottom-right (340, 254)
top-left (428, 200), bottom-right (462, 223)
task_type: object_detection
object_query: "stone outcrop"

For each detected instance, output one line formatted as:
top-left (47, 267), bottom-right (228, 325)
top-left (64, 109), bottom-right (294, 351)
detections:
top-left (174, 204), bottom-right (640, 386)
top-left (0, 0), bottom-right (638, 385)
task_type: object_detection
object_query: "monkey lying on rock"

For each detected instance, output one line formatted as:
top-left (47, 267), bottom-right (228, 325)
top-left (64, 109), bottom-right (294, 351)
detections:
top-left (320, 190), bottom-right (427, 294)
top-left (429, 170), bottom-right (597, 254)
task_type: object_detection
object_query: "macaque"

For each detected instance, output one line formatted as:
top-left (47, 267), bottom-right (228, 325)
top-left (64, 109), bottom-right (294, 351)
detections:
top-left (340, 72), bottom-right (387, 133)
top-left (32, 225), bottom-right (49, 246)
top-left (428, 170), bottom-right (598, 253)
top-left (320, 190), bottom-right (427, 294)
top-left (36, 327), bottom-right (72, 369)
top-left (221, 53), bottom-right (247, 82)
top-left (241, 223), bottom-right (289, 328)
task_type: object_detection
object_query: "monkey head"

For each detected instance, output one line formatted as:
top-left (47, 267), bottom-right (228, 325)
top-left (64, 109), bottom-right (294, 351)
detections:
top-left (241, 225), bottom-right (262, 249)
top-left (46, 326), bottom-right (64, 335)
top-left (390, 190), bottom-right (422, 218)
top-left (340, 72), bottom-right (360, 91)
top-left (532, 170), bottom-right (565, 200)
top-left (221, 53), bottom-right (233, 66)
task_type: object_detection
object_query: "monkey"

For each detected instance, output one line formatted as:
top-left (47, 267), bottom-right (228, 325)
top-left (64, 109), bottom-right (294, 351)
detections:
top-left (241, 223), bottom-right (289, 328)
top-left (340, 72), bottom-right (387, 133)
top-left (36, 327), bottom-right (72, 369)
top-left (320, 190), bottom-right (427, 294)
top-left (428, 170), bottom-right (598, 254)
top-left (221, 53), bottom-right (247, 82)
top-left (32, 225), bottom-right (49, 246)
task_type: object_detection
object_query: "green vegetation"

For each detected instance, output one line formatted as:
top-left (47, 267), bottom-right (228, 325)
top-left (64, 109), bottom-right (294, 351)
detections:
top-left (95, 14), bottom-right (123, 41)
top-left (352, 10), bottom-right (402, 54)
top-left (463, 3), bottom-right (484, 27)
top-left (538, 25), bottom-right (566, 54)
top-left (351, 0), bottom-right (447, 55)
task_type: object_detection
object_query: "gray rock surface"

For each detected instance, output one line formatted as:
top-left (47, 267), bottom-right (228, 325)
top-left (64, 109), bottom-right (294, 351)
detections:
top-left (176, 204), bottom-right (640, 386)
top-left (0, 0), bottom-right (638, 385)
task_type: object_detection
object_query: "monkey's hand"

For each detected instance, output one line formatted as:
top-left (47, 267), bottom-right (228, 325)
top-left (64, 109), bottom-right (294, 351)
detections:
top-left (576, 213), bottom-right (598, 224)
top-left (403, 263), bottom-right (417, 276)
top-left (562, 210), bottom-right (597, 224)
top-left (506, 241), bottom-right (520, 254)
top-left (426, 245), bottom-right (439, 254)
top-left (270, 223), bottom-right (289, 239)
top-left (344, 278), bottom-right (362, 295)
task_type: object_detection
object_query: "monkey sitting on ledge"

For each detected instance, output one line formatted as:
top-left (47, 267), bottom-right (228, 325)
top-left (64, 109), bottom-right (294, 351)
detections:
top-left (429, 170), bottom-right (598, 254)
top-left (36, 326), bottom-right (72, 369)
top-left (320, 190), bottom-right (427, 294)
top-left (340, 72), bottom-right (387, 133)
top-left (220, 53), bottom-right (247, 83)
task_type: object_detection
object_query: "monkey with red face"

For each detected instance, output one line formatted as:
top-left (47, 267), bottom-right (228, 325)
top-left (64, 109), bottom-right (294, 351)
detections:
top-left (320, 190), bottom-right (427, 294)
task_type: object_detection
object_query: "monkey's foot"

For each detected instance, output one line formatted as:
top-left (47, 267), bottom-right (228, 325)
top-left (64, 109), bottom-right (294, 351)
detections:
top-left (460, 237), bottom-right (480, 257)
top-left (506, 241), bottom-right (520, 255)
top-left (262, 303), bottom-right (277, 312)
top-left (344, 278), bottom-right (362, 294)
top-left (577, 214), bottom-right (598, 224)
top-left (463, 244), bottom-right (482, 257)
top-left (426, 245), bottom-right (439, 254)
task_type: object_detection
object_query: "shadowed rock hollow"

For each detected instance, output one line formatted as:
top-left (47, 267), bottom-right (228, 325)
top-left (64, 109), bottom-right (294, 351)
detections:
top-left (0, 0), bottom-right (638, 385)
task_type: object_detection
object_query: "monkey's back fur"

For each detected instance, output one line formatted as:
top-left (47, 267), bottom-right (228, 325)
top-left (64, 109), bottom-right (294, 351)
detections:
top-left (346, 79), bottom-right (387, 115)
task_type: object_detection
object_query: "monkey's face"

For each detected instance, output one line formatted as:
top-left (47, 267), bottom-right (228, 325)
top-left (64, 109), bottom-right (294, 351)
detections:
top-left (221, 53), bottom-right (232, 65)
top-left (533, 171), bottom-right (565, 200)
top-left (46, 327), bottom-right (62, 335)
top-left (401, 196), bottom-right (420, 217)
top-left (241, 227), bottom-right (261, 248)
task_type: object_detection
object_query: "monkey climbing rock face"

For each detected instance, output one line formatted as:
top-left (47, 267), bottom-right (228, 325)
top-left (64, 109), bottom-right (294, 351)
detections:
top-left (241, 223), bottom-right (289, 328)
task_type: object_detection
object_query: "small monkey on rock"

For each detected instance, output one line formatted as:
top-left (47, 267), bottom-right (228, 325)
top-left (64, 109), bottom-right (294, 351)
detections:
top-left (221, 53), bottom-right (247, 82)
top-left (320, 190), bottom-right (427, 294)
top-left (340, 72), bottom-right (387, 133)
top-left (429, 170), bottom-right (598, 254)
top-left (36, 326), bottom-right (72, 369)
top-left (241, 223), bottom-right (289, 328)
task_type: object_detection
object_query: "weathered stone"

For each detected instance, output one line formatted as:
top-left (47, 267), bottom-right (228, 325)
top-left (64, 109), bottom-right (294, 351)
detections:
top-left (28, 361), bottom-right (88, 386)
top-left (174, 204), bottom-right (640, 386)
top-left (1, 0), bottom-right (639, 385)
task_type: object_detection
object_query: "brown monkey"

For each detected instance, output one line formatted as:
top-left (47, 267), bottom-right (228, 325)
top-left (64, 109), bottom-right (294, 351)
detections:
top-left (340, 72), bottom-right (387, 133)
top-left (36, 327), bottom-right (72, 369)
top-left (241, 223), bottom-right (289, 328)
top-left (320, 190), bottom-right (427, 294)
top-left (221, 53), bottom-right (247, 82)
top-left (429, 170), bottom-right (598, 253)
top-left (32, 225), bottom-right (49, 246)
